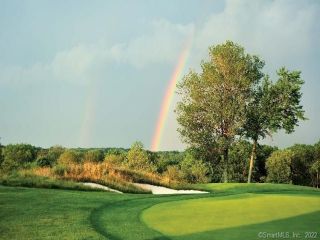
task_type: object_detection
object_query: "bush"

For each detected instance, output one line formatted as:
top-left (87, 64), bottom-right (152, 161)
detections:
top-left (83, 150), bottom-right (104, 163)
top-left (47, 145), bottom-right (65, 163)
top-left (180, 153), bottom-right (210, 183)
top-left (126, 142), bottom-right (155, 171)
top-left (53, 165), bottom-right (68, 176)
top-left (57, 150), bottom-right (81, 165)
top-left (1, 144), bottom-right (37, 171)
top-left (104, 154), bottom-right (124, 166)
top-left (266, 150), bottom-right (293, 183)
top-left (163, 165), bottom-right (184, 183)
top-left (289, 144), bottom-right (315, 186)
top-left (36, 156), bottom-right (53, 167)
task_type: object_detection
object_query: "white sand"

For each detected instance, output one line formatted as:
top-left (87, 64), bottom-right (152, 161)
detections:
top-left (82, 182), bottom-right (123, 194)
top-left (133, 183), bottom-right (209, 195)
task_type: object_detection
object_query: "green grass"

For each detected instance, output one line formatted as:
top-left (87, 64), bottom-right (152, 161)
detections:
top-left (142, 194), bottom-right (320, 236)
top-left (192, 182), bottom-right (320, 193)
top-left (0, 183), bottom-right (319, 240)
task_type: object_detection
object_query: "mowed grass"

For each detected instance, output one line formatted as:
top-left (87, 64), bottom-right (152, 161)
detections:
top-left (192, 182), bottom-right (320, 193)
top-left (142, 194), bottom-right (320, 236)
top-left (0, 186), bottom-right (135, 239)
top-left (0, 183), bottom-right (319, 240)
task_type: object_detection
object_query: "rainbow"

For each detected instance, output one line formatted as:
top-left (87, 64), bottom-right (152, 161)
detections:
top-left (151, 35), bottom-right (193, 151)
top-left (79, 84), bottom-right (97, 147)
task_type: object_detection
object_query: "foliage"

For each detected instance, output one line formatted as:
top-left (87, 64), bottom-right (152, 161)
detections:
top-left (83, 149), bottom-right (104, 163)
top-left (228, 141), bottom-right (252, 182)
top-left (126, 141), bottom-right (155, 171)
top-left (180, 153), bottom-right (210, 183)
top-left (310, 141), bottom-right (320, 187)
top-left (47, 145), bottom-right (65, 163)
top-left (176, 41), bottom-right (265, 182)
top-left (104, 153), bottom-right (125, 166)
top-left (289, 144), bottom-right (314, 186)
top-left (266, 150), bottom-right (293, 183)
top-left (163, 165), bottom-right (184, 183)
top-left (36, 156), bottom-right (52, 167)
top-left (57, 150), bottom-right (81, 165)
top-left (243, 68), bottom-right (306, 182)
top-left (1, 144), bottom-right (37, 171)
top-left (154, 151), bottom-right (184, 173)
top-left (53, 164), bottom-right (68, 176)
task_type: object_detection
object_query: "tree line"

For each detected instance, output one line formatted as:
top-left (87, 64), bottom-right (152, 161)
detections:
top-left (0, 140), bottom-right (319, 187)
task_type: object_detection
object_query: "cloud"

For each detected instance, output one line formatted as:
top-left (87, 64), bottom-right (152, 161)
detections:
top-left (163, 0), bottom-right (320, 150)
top-left (0, 19), bottom-right (194, 86)
top-left (191, 0), bottom-right (320, 71)
top-left (110, 19), bottom-right (194, 68)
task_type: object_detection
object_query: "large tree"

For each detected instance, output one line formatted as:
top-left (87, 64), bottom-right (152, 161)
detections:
top-left (244, 68), bottom-right (306, 183)
top-left (176, 41), bottom-right (264, 182)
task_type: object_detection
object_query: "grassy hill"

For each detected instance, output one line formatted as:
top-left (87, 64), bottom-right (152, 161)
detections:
top-left (0, 183), bottom-right (319, 240)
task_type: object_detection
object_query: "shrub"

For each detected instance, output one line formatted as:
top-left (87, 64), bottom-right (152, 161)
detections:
top-left (126, 141), bottom-right (155, 171)
top-left (83, 150), bottom-right (104, 163)
top-left (163, 165), bottom-right (184, 183)
top-left (47, 145), bottom-right (65, 163)
top-left (180, 153), bottom-right (210, 183)
top-left (53, 165), bottom-right (68, 176)
top-left (104, 154), bottom-right (124, 166)
top-left (1, 144), bottom-right (37, 171)
top-left (36, 156), bottom-right (53, 167)
top-left (266, 149), bottom-right (293, 183)
top-left (57, 150), bottom-right (81, 165)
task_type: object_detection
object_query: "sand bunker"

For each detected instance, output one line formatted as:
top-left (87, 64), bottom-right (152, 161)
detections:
top-left (82, 182), bottom-right (123, 194)
top-left (133, 183), bottom-right (209, 195)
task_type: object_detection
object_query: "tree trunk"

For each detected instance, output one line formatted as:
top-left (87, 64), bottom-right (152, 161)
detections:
top-left (247, 139), bottom-right (257, 183)
top-left (222, 148), bottom-right (229, 183)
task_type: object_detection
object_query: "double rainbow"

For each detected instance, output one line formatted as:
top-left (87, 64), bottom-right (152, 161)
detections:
top-left (151, 35), bottom-right (193, 151)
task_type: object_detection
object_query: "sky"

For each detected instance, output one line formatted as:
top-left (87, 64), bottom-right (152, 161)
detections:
top-left (0, 0), bottom-right (319, 150)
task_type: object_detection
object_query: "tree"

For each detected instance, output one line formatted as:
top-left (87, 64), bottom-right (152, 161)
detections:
top-left (47, 145), bottom-right (65, 163)
top-left (180, 153), bottom-right (210, 183)
top-left (104, 153), bottom-right (125, 166)
top-left (57, 150), bottom-right (81, 166)
top-left (176, 41), bottom-right (264, 182)
top-left (266, 149), bottom-right (293, 183)
top-left (244, 68), bottom-right (306, 183)
top-left (83, 150), bottom-right (104, 163)
top-left (289, 144), bottom-right (314, 186)
top-left (310, 141), bottom-right (320, 188)
top-left (1, 144), bottom-right (36, 171)
top-left (0, 139), bottom-right (3, 167)
top-left (126, 141), bottom-right (153, 171)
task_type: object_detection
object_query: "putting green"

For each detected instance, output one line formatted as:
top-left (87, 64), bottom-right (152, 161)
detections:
top-left (142, 194), bottom-right (320, 236)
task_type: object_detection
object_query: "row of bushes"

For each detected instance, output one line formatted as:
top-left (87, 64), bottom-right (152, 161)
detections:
top-left (266, 142), bottom-right (320, 187)
top-left (0, 141), bottom-right (210, 185)
top-left (1, 140), bottom-right (319, 188)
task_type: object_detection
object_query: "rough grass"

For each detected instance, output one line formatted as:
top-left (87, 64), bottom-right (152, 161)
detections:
top-left (0, 173), bottom-right (99, 192)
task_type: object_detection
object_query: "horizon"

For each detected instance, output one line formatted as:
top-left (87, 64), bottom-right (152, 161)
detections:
top-left (1, 0), bottom-right (319, 151)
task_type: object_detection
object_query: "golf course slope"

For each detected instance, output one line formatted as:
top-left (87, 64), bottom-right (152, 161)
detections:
top-left (0, 183), bottom-right (319, 240)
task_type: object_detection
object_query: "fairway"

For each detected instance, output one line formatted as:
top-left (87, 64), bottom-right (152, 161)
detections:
top-left (1, 184), bottom-right (319, 240)
top-left (142, 194), bottom-right (320, 236)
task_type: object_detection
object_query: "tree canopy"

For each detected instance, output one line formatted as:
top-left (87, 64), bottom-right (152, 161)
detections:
top-left (176, 41), bottom-right (264, 182)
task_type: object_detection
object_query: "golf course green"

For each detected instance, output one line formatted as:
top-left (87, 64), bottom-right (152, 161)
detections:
top-left (1, 183), bottom-right (319, 240)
